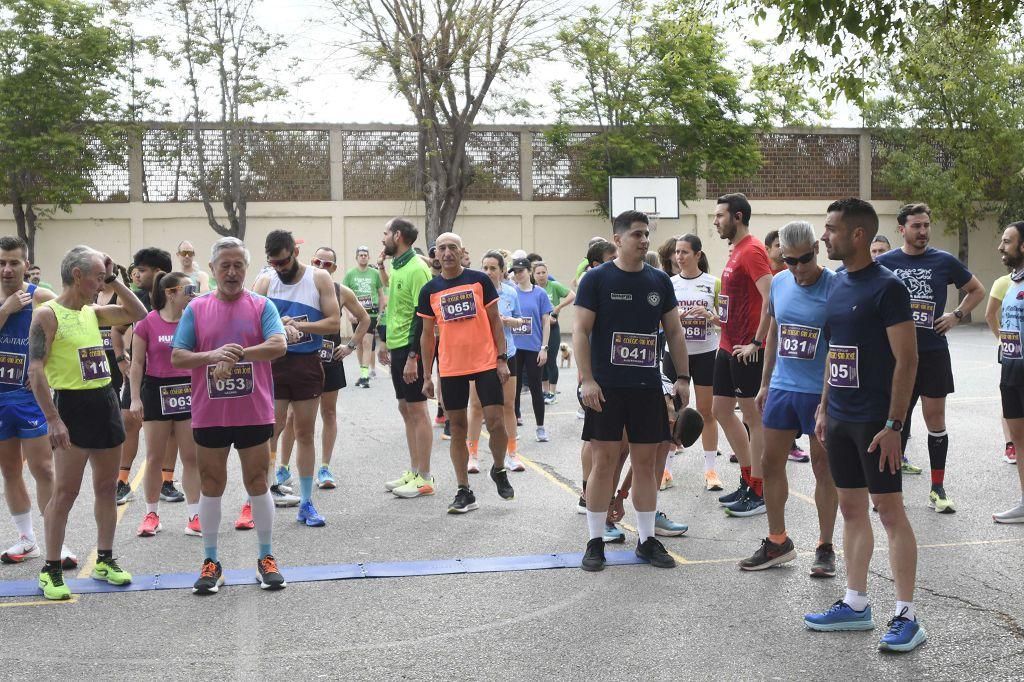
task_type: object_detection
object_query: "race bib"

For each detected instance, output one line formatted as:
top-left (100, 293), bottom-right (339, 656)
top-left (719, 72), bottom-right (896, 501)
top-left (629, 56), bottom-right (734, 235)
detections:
top-left (610, 332), bottom-right (658, 367)
top-left (680, 317), bottom-right (707, 342)
top-left (718, 295), bottom-right (729, 323)
top-left (357, 295), bottom-right (374, 310)
top-left (319, 339), bottom-right (336, 363)
top-left (827, 344), bottom-right (859, 388)
top-left (910, 299), bottom-right (935, 329)
top-left (78, 346), bottom-right (111, 382)
top-left (206, 362), bottom-right (254, 399)
top-left (159, 383), bottom-right (192, 416)
top-left (779, 324), bottom-right (821, 360)
top-left (286, 315), bottom-right (312, 345)
top-left (0, 351), bottom-right (26, 386)
top-left (100, 329), bottom-right (113, 351)
top-left (439, 290), bottom-right (477, 322)
top-left (511, 318), bottom-right (533, 336)
top-left (1000, 329), bottom-right (1022, 360)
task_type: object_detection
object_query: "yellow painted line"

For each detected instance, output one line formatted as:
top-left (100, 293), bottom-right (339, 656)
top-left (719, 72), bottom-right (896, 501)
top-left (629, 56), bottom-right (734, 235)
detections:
top-left (791, 490), bottom-right (816, 506)
top-left (0, 595), bottom-right (79, 609)
top-left (77, 461), bottom-right (148, 580)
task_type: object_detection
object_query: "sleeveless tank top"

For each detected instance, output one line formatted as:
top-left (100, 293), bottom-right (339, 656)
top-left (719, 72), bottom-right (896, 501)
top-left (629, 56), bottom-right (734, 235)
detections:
top-left (266, 266), bottom-right (324, 355)
top-left (0, 284), bottom-right (38, 403)
top-left (43, 300), bottom-right (111, 390)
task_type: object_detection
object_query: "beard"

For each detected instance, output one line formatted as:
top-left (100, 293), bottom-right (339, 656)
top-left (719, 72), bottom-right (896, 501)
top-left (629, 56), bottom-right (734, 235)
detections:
top-left (383, 241), bottom-right (397, 257)
top-left (279, 259), bottom-right (301, 283)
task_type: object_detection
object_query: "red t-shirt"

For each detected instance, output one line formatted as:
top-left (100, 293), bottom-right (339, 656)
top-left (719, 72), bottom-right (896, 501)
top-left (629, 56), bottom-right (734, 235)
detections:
top-left (719, 234), bottom-right (772, 351)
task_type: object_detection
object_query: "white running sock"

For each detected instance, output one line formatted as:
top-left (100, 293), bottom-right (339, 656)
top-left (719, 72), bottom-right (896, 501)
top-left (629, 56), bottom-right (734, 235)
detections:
top-left (187, 503), bottom-right (200, 518)
top-left (199, 494), bottom-right (222, 560)
top-left (703, 450), bottom-right (717, 473)
top-left (666, 449), bottom-right (677, 469)
top-left (250, 491), bottom-right (275, 551)
top-left (636, 510), bottom-right (656, 542)
top-left (845, 588), bottom-right (869, 611)
top-left (586, 511), bottom-right (606, 540)
top-left (12, 511), bottom-right (33, 541)
top-left (895, 600), bottom-right (916, 621)
top-left (146, 502), bottom-right (159, 514)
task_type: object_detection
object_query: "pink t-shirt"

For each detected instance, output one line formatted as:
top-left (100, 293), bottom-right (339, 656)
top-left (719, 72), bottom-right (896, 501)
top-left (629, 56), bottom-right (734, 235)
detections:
top-left (135, 310), bottom-right (190, 379)
top-left (171, 291), bottom-right (284, 429)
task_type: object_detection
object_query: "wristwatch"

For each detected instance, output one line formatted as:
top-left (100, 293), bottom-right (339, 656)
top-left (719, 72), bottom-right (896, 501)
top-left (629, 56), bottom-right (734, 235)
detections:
top-left (953, 309), bottom-right (964, 320)
top-left (885, 418), bottom-right (904, 432)
top-left (751, 339), bottom-right (763, 348)
top-left (407, 351), bottom-right (419, 360)
top-left (677, 374), bottom-right (690, 382)
top-left (346, 341), bottom-right (358, 350)
top-left (497, 353), bottom-right (508, 361)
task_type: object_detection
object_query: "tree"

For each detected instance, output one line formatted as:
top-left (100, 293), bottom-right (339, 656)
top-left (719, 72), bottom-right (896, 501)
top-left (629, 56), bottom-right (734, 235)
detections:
top-left (864, 8), bottom-right (1024, 269)
top-left (0, 0), bottom-right (129, 261)
top-left (328, 0), bottom-right (554, 242)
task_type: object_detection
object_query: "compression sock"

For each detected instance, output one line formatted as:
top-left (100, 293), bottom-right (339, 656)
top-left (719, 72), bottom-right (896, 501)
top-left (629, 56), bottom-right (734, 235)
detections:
top-left (750, 477), bottom-right (764, 497)
top-left (249, 491), bottom-right (274, 559)
top-left (299, 476), bottom-right (314, 505)
top-left (928, 430), bottom-right (948, 487)
top-left (199, 494), bottom-right (222, 562)
top-left (740, 466), bottom-right (752, 486)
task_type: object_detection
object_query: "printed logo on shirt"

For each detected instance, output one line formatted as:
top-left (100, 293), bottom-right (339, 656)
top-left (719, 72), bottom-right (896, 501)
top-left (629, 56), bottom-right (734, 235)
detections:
top-left (695, 284), bottom-right (713, 295)
top-left (647, 292), bottom-right (661, 306)
top-left (610, 293), bottom-right (633, 301)
top-left (891, 268), bottom-right (934, 300)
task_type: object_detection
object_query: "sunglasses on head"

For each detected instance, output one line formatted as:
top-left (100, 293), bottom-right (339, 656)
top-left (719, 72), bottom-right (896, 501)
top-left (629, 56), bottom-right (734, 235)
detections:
top-left (267, 253), bottom-right (293, 268)
top-left (311, 258), bottom-right (334, 269)
top-left (782, 251), bottom-right (815, 266)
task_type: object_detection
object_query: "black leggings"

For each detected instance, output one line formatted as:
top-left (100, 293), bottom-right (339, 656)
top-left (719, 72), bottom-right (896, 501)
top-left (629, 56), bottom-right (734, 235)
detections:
top-left (543, 322), bottom-right (561, 386)
top-left (515, 350), bottom-right (545, 426)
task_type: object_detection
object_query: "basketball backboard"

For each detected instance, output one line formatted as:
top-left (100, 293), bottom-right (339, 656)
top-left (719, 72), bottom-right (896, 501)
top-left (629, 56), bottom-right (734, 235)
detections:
top-left (608, 177), bottom-right (680, 219)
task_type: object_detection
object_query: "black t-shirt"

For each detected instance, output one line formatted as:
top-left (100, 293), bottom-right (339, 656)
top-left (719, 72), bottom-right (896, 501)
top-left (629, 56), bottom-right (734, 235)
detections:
top-left (575, 261), bottom-right (676, 389)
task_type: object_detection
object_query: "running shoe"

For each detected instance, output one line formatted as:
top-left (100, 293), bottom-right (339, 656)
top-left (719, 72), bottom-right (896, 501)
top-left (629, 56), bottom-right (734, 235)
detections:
top-left (92, 557), bottom-right (132, 585)
top-left (516, 417), bottom-right (523, 427)
top-left (879, 613), bottom-right (927, 652)
top-left (434, 415), bottom-right (446, 426)
top-left (576, 495), bottom-right (587, 514)
top-left (993, 500), bottom-right (1024, 523)
top-left (804, 601), bottom-right (874, 631)
top-left (235, 502), bottom-right (255, 530)
top-left (160, 481), bottom-right (185, 503)
top-left (543, 392), bottom-right (556, 405)
top-left (192, 559), bottom-right (224, 595)
top-left (1003, 442), bottom-right (1017, 464)
top-left (275, 465), bottom-right (294, 487)
top-left (581, 537), bottom-right (605, 572)
top-left (257, 554), bottom-right (287, 590)
top-left (536, 426), bottom-right (549, 442)
top-left (271, 485), bottom-right (300, 507)
top-left (506, 453), bottom-right (526, 472)
top-left (60, 545), bottom-right (78, 570)
top-left (185, 514), bottom-right (203, 537)
top-left (738, 537), bottom-right (796, 571)
top-left (928, 486), bottom-right (956, 514)
top-left (788, 444), bottom-right (809, 463)
top-left (393, 474), bottom-right (435, 498)
top-left (718, 479), bottom-right (748, 506)
top-left (448, 486), bottom-right (479, 514)
top-left (576, 408), bottom-right (585, 419)
top-left (385, 470), bottom-right (416, 492)
top-left (137, 511), bottom-right (162, 537)
top-left (296, 501), bottom-right (326, 527)
top-left (725, 490), bottom-right (767, 517)
top-left (441, 420), bottom-right (452, 440)
top-left (39, 568), bottom-right (71, 600)
top-left (490, 466), bottom-right (515, 500)
top-left (602, 524), bottom-right (625, 543)
top-left (316, 465), bottom-right (337, 489)
top-left (115, 480), bottom-right (134, 505)
top-left (467, 454), bottom-right (479, 474)
top-left (901, 456), bottom-right (922, 474)
top-left (660, 470), bottom-right (674, 491)
top-left (1, 536), bottom-right (40, 564)
top-left (810, 543), bottom-right (837, 578)
top-left (635, 537), bottom-right (676, 568)
top-left (654, 511), bottom-right (688, 536)
top-left (704, 470), bottom-right (724, 491)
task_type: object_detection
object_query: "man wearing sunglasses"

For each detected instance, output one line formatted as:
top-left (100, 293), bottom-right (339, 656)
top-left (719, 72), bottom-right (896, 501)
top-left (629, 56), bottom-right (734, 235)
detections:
top-left (177, 241), bottom-right (211, 293)
top-left (343, 246), bottom-right (385, 388)
top-left (743, 221), bottom-right (839, 577)
top-left (253, 230), bottom-right (341, 527)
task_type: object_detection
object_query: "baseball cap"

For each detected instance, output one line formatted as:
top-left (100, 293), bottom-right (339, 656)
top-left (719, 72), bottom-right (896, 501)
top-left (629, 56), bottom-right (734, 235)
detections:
top-left (509, 258), bottom-right (531, 271)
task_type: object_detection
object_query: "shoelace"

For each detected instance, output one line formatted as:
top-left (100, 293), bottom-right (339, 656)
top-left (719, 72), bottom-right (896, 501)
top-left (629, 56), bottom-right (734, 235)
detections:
top-left (825, 600), bottom-right (849, 614)
top-left (260, 556), bottom-right (279, 575)
top-left (200, 561), bottom-right (219, 579)
top-left (886, 616), bottom-right (911, 634)
top-left (47, 569), bottom-right (65, 587)
top-left (103, 558), bottom-right (123, 573)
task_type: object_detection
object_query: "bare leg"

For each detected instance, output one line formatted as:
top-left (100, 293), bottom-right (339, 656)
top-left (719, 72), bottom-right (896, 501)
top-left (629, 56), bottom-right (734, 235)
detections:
top-left (90, 446), bottom-right (122, 551)
top-left (809, 436), bottom-right (838, 545)
top-left (873, 491), bottom-right (917, 602)
top-left (44, 445), bottom-right (89, 561)
top-left (837, 487), bottom-right (873, 593)
top-left (713, 395), bottom-right (751, 467)
top-left (174, 420), bottom-right (200, 505)
top-left (320, 390), bottom-right (339, 466)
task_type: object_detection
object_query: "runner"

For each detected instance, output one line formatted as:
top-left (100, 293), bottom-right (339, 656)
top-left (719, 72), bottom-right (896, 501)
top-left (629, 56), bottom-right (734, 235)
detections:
top-left (870, 235), bottom-right (891, 259)
top-left (29, 245), bottom-right (147, 600)
top-left (170, 237), bottom-right (288, 594)
top-left (669, 234), bottom-right (724, 491)
top-left (254, 230), bottom-right (341, 527)
top-left (712, 193), bottom-right (773, 516)
top-left (0, 237), bottom-right (75, 568)
top-left (535, 262), bottom-right (574, 405)
top-left (510, 258), bottom-right (553, 442)
top-left (993, 221), bottom-right (1024, 522)
top-left (26, 265), bottom-right (54, 291)
top-left (876, 203), bottom-right (985, 513)
top-left (572, 237), bottom-right (607, 287)
top-left (343, 246), bottom-right (385, 388)
top-left (575, 210), bottom-right (691, 572)
top-left (379, 218), bottom-right (435, 498)
top-left (806, 198), bottom-right (926, 653)
top-left (177, 241), bottom-right (211, 292)
top-left (417, 233), bottom-right (514, 513)
top-left (984, 270), bottom-right (1016, 464)
top-left (741, 221), bottom-right (839, 575)
top-left (128, 272), bottom-right (202, 538)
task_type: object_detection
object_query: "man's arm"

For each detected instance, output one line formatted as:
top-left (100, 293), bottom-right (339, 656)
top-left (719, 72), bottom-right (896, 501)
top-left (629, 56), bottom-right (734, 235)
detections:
top-left (0, 285), bottom-right (33, 330)
top-left (418, 316), bottom-right (437, 394)
top-left (338, 285), bottom-right (371, 358)
top-left (288, 269), bottom-right (341, 336)
top-left (662, 306), bottom-right (691, 407)
top-left (27, 308), bottom-right (69, 450)
top-left (574, 306), bottom-right (605, 411)
top-left (866, 320), bottom-right (918, 473)
top-left (935, 275), bottom-right (985, 334)
top-left (94, 279), bottom-right (147, 327)
top-left (985, 294), bottom-right (1003, 340)
top-left (755, 317), bottom-right (779, 413)
top-left (734, 273), bottom-right (773, 361)
top-left (196, 270), bottom-right (211, 292)
top-left (552, 287), bottom-right (575, 316)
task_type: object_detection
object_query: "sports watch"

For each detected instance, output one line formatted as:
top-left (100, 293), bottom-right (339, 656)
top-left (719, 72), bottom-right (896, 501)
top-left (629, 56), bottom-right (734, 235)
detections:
top-left (885, 419), bottom-right (904, 433)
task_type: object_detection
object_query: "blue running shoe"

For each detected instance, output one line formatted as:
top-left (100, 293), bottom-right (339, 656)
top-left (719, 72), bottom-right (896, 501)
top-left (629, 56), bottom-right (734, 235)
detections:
top-left (879, 614), bottom-right (927, 652)
top-left (602, 524), bottom-right (625, 543)
top-left (804, 600), bottom-right (875, 631)
top-left (316, 465), bottom-right (336, 489)
top-left (275, 465), bottom-right (293, 487)
top-left (654, 511), bottom-right (688, 536)
top-left (296, 501), bottom-right (326, 527)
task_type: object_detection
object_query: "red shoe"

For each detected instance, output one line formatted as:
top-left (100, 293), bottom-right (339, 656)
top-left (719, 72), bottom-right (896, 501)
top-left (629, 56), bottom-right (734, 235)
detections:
top-left (1005, 442), bottom-right (1018, 465)
top-left (185, 514), bottom-right (203, 537)
top-left (235, 502), bottom-right (254, 530)
top-left (434, 415), bottom-right (446, 426)
top-left (137, 511), bottom-right (162, 537)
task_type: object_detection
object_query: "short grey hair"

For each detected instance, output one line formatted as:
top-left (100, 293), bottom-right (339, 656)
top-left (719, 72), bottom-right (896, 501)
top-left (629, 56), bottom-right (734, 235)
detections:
top-left (210, 237), bottom-right (250, 265)
top-left (779, 221), bottom-right (817, 251)
top-left (60, 245), bottom-right (102, 285)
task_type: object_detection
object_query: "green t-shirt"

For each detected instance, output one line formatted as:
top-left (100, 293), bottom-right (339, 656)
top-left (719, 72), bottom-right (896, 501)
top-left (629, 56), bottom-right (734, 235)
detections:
top-left (343, 267), bottom-right (383, 313)
top-left (544, 280), bottom-right (571, 308)
top-left (386, 250), bottom-right (431, 350)
top-left (575, 258), bottom-right (588, 280)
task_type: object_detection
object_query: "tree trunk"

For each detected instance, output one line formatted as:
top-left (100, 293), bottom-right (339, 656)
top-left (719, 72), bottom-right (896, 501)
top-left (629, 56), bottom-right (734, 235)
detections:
top-left (9, 191), bottom-right (35, 263)
top-left (958, 217), bottom-right (971, 323)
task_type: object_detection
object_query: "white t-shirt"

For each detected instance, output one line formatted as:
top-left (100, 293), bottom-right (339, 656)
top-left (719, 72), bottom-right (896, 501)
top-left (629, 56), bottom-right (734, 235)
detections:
top-left (670, 271), bottom-right (721, 356)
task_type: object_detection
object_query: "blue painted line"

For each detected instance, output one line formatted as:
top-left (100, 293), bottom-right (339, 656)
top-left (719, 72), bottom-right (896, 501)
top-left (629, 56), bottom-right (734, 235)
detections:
top-left (0, 551), bottom-right (647, 598)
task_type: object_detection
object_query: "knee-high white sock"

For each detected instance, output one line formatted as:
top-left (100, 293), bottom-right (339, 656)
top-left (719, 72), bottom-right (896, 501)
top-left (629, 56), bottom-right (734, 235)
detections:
top-left (12, 511), bottom-right (33, 542)
top-left (636, 510), bottom-right (656, 542)
top-left (199, 494), bottom-right (222, 562)
top-left (249, 491), bottom-right (274, 559)
top-left (586, 511), bottom-right (606, 540)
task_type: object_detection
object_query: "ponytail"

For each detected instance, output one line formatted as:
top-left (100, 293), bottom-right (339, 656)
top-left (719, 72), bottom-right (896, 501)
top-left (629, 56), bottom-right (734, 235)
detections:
top-left (152, 271), bottom-right (189, 311)
top-left (679, 233), bottom-right (709, 274)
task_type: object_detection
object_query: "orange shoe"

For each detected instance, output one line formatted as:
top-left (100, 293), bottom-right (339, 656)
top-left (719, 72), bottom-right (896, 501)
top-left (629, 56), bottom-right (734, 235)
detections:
top-left (705, 470), bottom-right (724, 491)
top-left (185, 514), bottom-right (203, 537)
top-left (234, 502), bottom-right (254, 530)
top-left (660, 470), bottom-right (674, 491)
top-left (137, 511), bottom-right (162, 537)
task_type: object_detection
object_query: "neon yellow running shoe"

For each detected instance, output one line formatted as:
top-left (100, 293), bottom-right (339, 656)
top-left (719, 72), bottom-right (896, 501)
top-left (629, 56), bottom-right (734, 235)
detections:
top-left (385, 470), bottom-right (415, 492)
top-left (901, 457), bottom-right (922, 475)
top-left (92, 557), bottom-right (132, 585)
top-left (38, 569), bottom-right (71, 600)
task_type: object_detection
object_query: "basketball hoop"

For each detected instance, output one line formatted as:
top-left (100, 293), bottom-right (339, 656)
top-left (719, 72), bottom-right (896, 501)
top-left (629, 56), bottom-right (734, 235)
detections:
top-left (646, 212), bottom-right (660, 232)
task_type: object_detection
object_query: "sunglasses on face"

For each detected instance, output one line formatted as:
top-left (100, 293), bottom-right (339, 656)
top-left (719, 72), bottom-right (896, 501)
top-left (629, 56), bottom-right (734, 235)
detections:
top-left (311, 258), bottom-right (335, 269)
top-left (166, 284), bottom-right (199, 297)
top-left (782, 251), bottom-right (815, 266)
top-left (267, 253), bottom-right (294, 268)
top-left (178, 251), bottom-right (195, 257)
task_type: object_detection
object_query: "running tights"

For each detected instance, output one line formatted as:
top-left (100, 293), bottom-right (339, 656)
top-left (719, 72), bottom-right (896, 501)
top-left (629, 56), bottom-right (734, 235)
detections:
top-left (515, 350), bottom-right (545, 426)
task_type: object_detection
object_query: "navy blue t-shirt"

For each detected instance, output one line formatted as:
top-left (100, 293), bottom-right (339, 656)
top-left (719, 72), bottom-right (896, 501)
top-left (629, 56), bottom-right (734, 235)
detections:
top-left (875, 247), bottom-right (972, 352)
top-left (824, 262), bottom-right (913, 423)
top-left (575, 261), bottom-right (676, 389)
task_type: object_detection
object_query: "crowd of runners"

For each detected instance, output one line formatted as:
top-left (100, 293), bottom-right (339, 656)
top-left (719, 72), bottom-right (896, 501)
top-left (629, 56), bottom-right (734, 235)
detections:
top-left (1, 193), bottom-right (1023, 655)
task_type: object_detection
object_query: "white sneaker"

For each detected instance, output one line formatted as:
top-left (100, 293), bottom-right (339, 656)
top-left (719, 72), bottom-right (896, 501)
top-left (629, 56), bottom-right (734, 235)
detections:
top-left (576, 408), bottom-right (586, 419)
top-left (993, 501), bottom-right (1024, 524)
top-left (1, 536), bottom-right (40, 564)
top-left (536, 426), bottom-right (549, 442)
top-left (506, 453), bottom-right (526, 472)
top-left (271, 485), bottom-right (300, 508)
top-left (60, 544), bottom-right (78, 569)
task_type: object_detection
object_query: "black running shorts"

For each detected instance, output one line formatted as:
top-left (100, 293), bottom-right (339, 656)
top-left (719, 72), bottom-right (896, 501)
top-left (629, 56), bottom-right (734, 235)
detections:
top-left (441, 369), bottom-right (503, 412)
top-left (193, 424), bottom-right (274, 450)
top-left (582, 386), bottom-right (670, 444)
top-left (55, 386), bottom-right (126, 450)
top-left (389, 346), bottom-right (426, 403)
top-left (913, 347), bottom-right (955, 399)
top-left (826, 417), bottom-right (901, 494)
top-left (712, 348), bottom-right (763, 399)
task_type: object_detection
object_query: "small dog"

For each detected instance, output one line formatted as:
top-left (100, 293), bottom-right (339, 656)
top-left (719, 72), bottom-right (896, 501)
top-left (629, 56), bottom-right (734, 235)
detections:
top-left (559, 342), bottom-right (572, 367)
